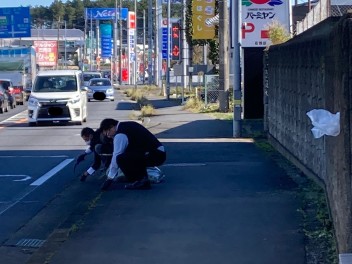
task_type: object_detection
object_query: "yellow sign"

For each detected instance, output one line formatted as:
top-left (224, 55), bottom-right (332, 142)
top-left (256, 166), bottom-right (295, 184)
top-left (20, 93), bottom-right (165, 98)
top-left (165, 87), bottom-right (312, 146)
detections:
top-left (192, 0), bottom-right (215, 40)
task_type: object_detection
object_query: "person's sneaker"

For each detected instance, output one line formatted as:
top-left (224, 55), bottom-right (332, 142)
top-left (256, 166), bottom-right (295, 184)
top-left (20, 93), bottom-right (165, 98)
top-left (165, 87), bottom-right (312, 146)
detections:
top-left (101, 178), bottom-right (113, 191)
top-left (80, 173), bottom-right (88, 182)
top-left (125, 178), bottom-right (151, 190)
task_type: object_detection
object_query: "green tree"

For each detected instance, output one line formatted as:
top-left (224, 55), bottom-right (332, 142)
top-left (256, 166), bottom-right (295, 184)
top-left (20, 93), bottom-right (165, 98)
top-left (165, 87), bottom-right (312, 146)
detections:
top-left (267, 20), bottom-right (291, 45)
top-left (50, 0), bottom-right (66, 23)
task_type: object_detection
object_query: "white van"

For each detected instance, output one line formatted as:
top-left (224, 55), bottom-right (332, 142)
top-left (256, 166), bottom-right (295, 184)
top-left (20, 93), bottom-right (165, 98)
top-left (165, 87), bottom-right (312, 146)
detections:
top-left (27, 70), bottom-right (88, 126)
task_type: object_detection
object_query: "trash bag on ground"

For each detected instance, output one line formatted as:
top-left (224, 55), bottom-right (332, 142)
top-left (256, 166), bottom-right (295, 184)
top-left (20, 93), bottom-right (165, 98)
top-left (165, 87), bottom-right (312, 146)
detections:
top-left (306, 109), bottom-right (340, 138)
top-left (115, 166), bottom-right (165, 183)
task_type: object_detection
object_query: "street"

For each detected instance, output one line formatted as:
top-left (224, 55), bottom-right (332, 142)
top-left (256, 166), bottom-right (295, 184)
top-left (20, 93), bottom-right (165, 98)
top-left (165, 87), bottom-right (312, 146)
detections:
top-left (0, 91), bottom-right (135, 263)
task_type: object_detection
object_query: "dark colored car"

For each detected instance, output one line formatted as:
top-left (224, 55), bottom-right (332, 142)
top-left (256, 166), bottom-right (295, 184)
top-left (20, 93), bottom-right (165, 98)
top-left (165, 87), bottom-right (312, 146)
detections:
top-left (0, 82), bottom-right (16, 109)
top-left (0, 79), bottom-right (22, 106)
top-left (0, 86), bottom-right (9, 114)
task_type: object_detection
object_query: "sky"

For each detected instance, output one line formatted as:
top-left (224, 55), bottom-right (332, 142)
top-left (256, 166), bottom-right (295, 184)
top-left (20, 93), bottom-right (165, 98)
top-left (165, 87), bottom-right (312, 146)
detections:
top-left (0, 0), bottom-right (68, 8)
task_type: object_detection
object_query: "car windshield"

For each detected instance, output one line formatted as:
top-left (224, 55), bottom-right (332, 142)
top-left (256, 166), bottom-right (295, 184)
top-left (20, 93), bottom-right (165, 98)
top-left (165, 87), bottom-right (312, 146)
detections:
top-left (83, 74), bottom-right (101, 82)
top-left (33, 76), bottom-right (78, 92)
top-left (89, 79), bottom-right (111, 86)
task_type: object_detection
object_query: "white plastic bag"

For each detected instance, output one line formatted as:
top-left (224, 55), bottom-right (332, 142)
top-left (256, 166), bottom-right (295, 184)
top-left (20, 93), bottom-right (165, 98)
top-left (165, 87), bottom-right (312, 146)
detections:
top-left (306, 109), bottom-right (340, 138)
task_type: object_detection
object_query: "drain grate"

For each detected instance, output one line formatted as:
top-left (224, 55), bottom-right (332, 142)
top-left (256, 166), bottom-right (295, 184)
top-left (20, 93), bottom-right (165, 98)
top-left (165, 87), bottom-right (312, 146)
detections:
top-left (16, 238), bottom-right (46, 248)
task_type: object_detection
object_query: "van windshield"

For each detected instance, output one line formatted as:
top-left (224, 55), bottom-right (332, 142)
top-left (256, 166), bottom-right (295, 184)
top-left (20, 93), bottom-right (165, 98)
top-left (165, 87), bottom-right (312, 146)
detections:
top-left (33, 76), bottom-right (77, 92)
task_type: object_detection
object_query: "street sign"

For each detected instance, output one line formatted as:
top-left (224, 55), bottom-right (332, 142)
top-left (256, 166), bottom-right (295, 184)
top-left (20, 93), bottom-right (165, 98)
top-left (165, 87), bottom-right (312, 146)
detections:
top-left (85, 8), bottom-right (128, 20)
top-left (0, 7), bottom-right (31, 38)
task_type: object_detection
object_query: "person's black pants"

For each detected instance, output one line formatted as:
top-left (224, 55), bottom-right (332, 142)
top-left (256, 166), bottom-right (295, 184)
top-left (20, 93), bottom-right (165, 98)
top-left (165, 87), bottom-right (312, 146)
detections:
top-left (117, 149), bottom-right (166, 182)
top-left (95, 143), bottom-right (114, 168)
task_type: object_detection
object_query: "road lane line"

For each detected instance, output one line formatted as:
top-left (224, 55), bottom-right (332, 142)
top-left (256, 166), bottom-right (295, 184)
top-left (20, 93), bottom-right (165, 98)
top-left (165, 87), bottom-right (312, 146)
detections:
top-left (0, 155), bottom-right (69, 158)
top-left (0, 158), bottom-right (74, 215)
top-left (0, 175), bottom-right (31, 181)
top-left (30, 159), bottom-right (74, 186)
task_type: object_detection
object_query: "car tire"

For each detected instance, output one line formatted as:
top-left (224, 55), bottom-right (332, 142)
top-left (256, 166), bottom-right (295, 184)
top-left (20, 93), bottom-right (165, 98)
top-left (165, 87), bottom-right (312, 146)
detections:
top-left (28, 122), bottom-right (37, 126)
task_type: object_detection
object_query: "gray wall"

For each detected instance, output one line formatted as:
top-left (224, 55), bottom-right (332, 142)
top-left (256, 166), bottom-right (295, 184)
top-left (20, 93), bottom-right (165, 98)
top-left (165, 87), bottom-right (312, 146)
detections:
top-left (264, 14), bottom-right (352, 252)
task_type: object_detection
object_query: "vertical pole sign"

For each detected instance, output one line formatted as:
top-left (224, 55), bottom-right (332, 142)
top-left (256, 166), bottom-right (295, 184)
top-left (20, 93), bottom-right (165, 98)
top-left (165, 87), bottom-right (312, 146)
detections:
top-left (171, 22), bottom-right (180, 61)
top-left (100, 23), bottom-right (112, 58)
top-left (192, 0), bottom-right (215, 39)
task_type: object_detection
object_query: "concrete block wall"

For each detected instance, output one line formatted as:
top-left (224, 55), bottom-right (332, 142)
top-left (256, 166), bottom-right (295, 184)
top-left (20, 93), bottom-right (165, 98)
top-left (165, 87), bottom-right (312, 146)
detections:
top-left (265, 14), bottom-right (352, 253)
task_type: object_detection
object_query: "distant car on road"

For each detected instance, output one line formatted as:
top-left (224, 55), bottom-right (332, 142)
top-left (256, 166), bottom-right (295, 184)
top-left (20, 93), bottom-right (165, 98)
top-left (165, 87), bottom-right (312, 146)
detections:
top-left (0, 79), bottom-right (24, 105)
top-left (0, 86), bottom-right (9, 113)
top-left (0, 81), bottom-right (16, 109)
top-left (87, 78), bottom-right (114, 102)
top-left (82, 71), bottom-right (102, 86)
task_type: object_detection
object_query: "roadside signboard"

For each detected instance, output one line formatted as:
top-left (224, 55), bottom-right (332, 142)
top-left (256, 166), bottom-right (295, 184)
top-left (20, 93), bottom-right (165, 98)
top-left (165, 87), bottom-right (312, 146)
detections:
top-left (0, 7), bottom-right (31, 38)
top-left (192, 0), bottom-right (215, 40)
top-left (34, 41), bottom-right (57, 67)
top-left (85, 8), bottom-right (128, 20)
top-left (100, 24), bottom-right (112, 58)
top-left (241, 0), bottom-right (290, 47)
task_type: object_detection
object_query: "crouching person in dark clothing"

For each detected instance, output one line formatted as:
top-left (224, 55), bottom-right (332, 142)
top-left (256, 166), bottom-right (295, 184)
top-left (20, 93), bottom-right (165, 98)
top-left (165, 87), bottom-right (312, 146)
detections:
top-left (80, 127), bottom-right (113, 182)
top-left (99, 118), bottom-right (166, 191)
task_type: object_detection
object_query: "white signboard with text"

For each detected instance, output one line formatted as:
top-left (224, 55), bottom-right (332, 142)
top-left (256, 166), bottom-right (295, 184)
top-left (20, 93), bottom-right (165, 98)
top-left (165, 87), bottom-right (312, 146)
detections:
top-left (241, 0), bottom-right (290, 47)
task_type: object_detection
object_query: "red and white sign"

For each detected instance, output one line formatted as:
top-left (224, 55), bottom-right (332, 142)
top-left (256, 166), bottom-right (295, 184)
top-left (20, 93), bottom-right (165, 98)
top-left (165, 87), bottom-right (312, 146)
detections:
top-left (34, 40), bottom-right (57, 67)
top-left (241, 0), bottom-right (290, 47)
top-left (128, 12), bottom-right (136, 29)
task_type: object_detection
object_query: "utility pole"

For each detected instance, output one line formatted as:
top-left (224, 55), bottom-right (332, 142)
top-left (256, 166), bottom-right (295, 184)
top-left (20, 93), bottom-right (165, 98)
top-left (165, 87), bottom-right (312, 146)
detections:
top-left (232, 0), bottom-right (242, 137)
top-left (119, 0), bottom-right (123, 85)
top-left (166, 0), bottom-right (171, 99)
top-left (114, 0), bottom-right (118, 83)
top-left (147, 0), bottom-right (153, 85)
top-left (134, 0), bottom-right (137, 89)
top-left (218, 0), bottom-right (230, 112)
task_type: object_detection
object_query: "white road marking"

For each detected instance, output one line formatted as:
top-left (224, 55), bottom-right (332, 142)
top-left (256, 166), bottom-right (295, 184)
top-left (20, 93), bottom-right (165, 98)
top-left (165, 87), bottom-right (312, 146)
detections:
top-left (159, 138), bottom-right (254, 143)
top-left (0, 175), bottom-right (31, 181)
top-left (0, 155), bottom-right (69, 158)
top-left (30, 159), bottom-right (74, 186)
top-left (0, 111), bottom-right (27, 125)
top-left (0, 158), bottom-right (74, 215)
top-left (162, 163), bottom-right (206, 167)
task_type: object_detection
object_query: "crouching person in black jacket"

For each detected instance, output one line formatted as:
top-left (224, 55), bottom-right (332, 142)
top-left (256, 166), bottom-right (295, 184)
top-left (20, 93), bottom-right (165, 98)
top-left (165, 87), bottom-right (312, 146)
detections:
top-left (99, 118), bottom-right (166, 191)
top-left (79, 127), bottom-right (113, 182)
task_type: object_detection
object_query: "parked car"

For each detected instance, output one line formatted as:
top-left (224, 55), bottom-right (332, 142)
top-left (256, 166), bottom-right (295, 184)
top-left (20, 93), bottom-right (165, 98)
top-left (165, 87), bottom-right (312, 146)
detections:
top-left (0, 86), bottom-right (9, 114)
top-left (82, 71), bottom-right (102, 86)
top-left (87, 78), bottom-right (114, 102)
top-left (0, 79), bottom-right (23, 105)
top-left (28, 70), bottom-right (88, 126)
top-left (0, 82), bottom-right (16, 109)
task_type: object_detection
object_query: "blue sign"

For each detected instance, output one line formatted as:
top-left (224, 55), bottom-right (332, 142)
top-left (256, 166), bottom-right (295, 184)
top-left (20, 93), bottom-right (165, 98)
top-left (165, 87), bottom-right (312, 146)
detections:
top-left (0, 7), bottom-right (31, 38)
top-left (100, 24), bottom-right (112, 58)
top-left (86, 8), bottom-right (128, 21)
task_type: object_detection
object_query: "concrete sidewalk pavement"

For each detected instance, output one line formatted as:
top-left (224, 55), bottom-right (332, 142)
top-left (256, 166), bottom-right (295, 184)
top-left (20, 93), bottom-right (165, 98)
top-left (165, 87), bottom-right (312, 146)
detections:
top-left (29, 92), bottom-right (306, 264)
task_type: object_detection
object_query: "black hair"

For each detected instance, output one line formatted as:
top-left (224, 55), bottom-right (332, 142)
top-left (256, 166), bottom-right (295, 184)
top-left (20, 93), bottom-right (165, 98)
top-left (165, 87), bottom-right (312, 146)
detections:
top-left (81, 127), bottom-right (94, 137)
top-left (99, 118), bottom-right (118, 131)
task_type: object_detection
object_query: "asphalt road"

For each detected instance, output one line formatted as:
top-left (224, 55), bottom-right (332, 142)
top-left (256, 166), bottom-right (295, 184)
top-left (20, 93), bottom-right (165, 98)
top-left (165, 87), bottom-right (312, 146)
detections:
top-left (0, 92), bottom-right (135, 263)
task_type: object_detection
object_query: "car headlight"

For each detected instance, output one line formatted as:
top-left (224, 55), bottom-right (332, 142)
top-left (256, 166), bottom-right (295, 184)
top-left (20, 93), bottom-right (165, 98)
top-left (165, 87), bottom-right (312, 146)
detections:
top-left (28, 96), bottom-right (41, 107)
top-left (87, 88), bottom-right (93, 93)
top-left (69, 95), bottom-right (81, 104)
top-left (107, 88), bottom-right (113, 93)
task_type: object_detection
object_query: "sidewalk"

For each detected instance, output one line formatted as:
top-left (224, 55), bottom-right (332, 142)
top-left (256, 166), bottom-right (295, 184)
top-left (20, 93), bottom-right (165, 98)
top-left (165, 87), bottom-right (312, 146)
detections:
top-left (30, 90), bottom-right (306, 264)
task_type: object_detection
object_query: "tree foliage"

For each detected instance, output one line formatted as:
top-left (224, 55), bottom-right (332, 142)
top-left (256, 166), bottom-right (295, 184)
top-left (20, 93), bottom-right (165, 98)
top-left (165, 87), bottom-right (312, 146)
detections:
top-left (267, 20), bottom-right (291, 46)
